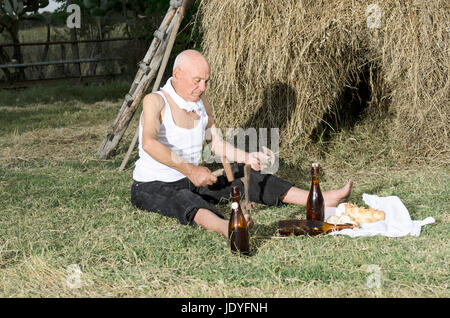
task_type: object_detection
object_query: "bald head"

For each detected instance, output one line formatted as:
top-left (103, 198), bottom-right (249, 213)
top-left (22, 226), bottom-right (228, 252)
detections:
top-left (173, 49), bottom-right (209, 72)
top-left (172, 50), bottom-right (210, 102)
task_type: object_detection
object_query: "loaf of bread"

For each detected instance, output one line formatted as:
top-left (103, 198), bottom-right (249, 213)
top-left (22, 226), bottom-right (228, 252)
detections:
top-left (326, 203), bottom-right (385, 227)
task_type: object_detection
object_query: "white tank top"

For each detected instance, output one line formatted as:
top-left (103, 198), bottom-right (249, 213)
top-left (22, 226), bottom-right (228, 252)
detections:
top-left (133, 91), bottom-right (208, 182)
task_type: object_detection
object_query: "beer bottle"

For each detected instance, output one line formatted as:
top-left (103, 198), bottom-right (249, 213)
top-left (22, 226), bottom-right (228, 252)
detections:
top-left (278, 219), bottom-right (356, 236)
top-left (229, 186), bottom-right (249, 255)
top-left (306, 162), bottom-right (324, 221)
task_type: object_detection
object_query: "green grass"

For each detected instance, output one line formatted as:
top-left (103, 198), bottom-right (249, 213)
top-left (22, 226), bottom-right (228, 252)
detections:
top-left (0, 81), bottom-right (130, 107)
top-left (0, 81), bottom-right (130, 136)
top-left (0, 84), bottom-right (448, 297)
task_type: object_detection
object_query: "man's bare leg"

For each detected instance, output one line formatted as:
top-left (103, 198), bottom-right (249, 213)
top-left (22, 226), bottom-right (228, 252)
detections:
top-left (193, 208), bottom-right (253, 238)
top-left (280, 179), bottom-right (353, 207)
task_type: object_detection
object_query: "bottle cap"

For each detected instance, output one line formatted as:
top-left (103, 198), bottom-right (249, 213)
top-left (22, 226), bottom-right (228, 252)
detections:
top-left (231, 202), bottom-right (239, 209)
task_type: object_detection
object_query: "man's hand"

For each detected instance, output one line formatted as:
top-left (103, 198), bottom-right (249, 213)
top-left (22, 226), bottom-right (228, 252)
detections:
top-left (246, 152), bottom-right (271, 171)
top-left (187, 165), bottom-right (218, 187)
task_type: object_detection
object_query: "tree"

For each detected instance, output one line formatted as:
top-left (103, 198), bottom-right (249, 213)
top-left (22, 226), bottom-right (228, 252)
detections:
top-left (0, 0), bottom-right (49, 80)
top-left (52, 0), bottom-right (173, 75)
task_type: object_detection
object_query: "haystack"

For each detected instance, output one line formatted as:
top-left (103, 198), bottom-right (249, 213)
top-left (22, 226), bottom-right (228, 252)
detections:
top-left (197, 0), bottom-right (449, 164)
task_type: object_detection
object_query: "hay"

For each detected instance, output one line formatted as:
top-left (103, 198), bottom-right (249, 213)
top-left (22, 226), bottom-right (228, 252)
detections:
top-left (196, 0), bottom-right (449, 164)
top-left (376, 1), bottom-right (449, 163)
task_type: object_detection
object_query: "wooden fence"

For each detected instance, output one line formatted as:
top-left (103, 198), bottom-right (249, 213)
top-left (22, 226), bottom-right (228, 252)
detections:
top-left (0, 37), bottom-right (135, 88)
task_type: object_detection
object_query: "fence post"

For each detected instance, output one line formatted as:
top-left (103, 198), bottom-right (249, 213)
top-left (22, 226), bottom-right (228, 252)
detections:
top-left (0, 46), bottom-right (12, 83)
top-left (38, 24), bottom-right (51, 79)
top-left (59, 44), bottom-right (66, 76)
top-left (68, 0), bottom-right (81, 78)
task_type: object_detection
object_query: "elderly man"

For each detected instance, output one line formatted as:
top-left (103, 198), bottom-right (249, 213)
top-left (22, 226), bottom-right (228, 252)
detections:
top-left (131, 49), bottom-right (352, 238)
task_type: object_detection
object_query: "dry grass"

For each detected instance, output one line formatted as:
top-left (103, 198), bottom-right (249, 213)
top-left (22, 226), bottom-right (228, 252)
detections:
top-left (0, 100), bottom-right (138, 168)
top-left (1, 1), bottom-right (449, 297)
top-left (0, 88), bottom-right (448, 298)
top-left (196, 0), bottom-right (449, 164)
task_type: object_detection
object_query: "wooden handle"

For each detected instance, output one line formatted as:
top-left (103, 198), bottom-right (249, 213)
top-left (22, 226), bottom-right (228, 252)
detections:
top-left (243, 164), bottom-right (251, 204)
top-left (211, 168), bottom-right (224, 177)
top-left (222, 157), bottom-right (234, 183)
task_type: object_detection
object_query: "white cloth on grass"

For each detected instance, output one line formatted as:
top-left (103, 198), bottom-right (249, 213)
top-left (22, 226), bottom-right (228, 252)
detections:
top-left (328, 193), bottom-right (435, 238)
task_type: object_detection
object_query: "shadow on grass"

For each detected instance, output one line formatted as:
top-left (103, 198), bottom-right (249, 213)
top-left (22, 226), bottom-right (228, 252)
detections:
top-left (248, 221), bottom-right (281, 257)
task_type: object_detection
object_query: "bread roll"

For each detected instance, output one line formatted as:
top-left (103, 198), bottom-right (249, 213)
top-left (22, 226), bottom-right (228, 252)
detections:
top-left (326, 203), bottom-right (384, 227)
top-left (326, 215), bottom-right (340, 225)
top-left (338, 215), bottom-right (358, 226)
top-left (344, 203), bottom-right (385, 224)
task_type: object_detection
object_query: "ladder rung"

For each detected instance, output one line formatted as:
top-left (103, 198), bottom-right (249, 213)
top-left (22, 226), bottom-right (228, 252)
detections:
top-left (170, 0), bottom-right (182, 8)
top-left (125, 93), bottom-right (134, 106)
top-left (153, 30), bottom-right (164, 41)
top-left (139, 62), bottom-right (150, 75)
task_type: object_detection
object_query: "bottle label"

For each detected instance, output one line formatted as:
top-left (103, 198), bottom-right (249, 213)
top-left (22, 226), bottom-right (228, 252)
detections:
top-left (231, 202), bottom-right (238, 209)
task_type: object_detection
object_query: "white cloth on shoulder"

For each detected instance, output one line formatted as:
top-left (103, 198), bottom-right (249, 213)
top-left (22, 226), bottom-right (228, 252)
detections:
top-left (161, 77), bottom-right (203, 116)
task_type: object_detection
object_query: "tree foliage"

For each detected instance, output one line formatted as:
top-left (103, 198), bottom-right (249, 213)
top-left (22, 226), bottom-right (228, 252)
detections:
top-left (0, 0), bottom-right (49, 33)
top-left (0, 1), bottom-right (50, 80)
top-left (0, 1), bottom-right (201, 81)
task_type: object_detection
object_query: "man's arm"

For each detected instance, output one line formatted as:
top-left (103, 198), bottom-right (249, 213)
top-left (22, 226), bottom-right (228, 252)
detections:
top-left (141, 93), bottom-right (216, 187)
top-left (202, 96), bottom-right (269, 171)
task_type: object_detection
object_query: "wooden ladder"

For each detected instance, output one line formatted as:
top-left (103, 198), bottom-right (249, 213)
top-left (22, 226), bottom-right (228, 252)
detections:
top-left (97, 0), bottom-right (193, 161)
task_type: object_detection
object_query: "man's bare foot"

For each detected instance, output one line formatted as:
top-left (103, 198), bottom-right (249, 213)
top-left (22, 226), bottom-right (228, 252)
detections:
top-left (323, 179), bottom-right (353, 207)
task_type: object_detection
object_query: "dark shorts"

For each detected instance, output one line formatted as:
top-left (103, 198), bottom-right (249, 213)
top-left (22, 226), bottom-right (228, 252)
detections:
top-left (130, 164), bottom-right (294, 226)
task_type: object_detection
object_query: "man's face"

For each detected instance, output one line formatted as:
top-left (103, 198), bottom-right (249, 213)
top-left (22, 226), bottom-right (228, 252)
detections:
top-left (173, 58), bottom-right (210, 102)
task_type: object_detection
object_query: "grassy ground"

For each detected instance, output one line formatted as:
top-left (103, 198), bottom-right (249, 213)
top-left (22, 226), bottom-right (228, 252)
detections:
top-left (0, 84), bottom-right (448, 297)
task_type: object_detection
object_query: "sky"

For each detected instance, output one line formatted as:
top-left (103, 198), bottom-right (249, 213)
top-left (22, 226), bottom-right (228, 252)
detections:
top-left (38, 0), bottom-right (62, 13)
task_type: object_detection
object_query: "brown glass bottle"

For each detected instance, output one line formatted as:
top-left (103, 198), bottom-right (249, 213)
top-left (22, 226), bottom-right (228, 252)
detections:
top-left (306, 163), bottom-right (324, 221)
top-left (229, 186), bottom-right (249, 255)
top-left (278, 219), bottom-right (356, 236)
